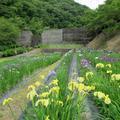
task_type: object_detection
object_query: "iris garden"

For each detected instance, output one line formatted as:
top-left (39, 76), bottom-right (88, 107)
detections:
top-left (1, 49), bottom-right (120, 120)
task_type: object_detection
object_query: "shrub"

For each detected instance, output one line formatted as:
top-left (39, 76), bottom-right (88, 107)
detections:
top-left (0, 17), bottom-right (20, 51)
top-left (1, 47), bottom-right (32, 57)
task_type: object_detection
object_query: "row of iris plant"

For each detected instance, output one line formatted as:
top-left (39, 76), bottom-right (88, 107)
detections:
top-left (3, 50), bottom-right (95, 120)
top-left (0, 53), bottom-right (61, 97)
top-left (21, 50), bottom-right (77, 120)
top-left (77, 49), bottom-right (120, 120)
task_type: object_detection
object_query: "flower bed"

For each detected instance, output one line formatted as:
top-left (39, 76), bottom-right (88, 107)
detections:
top-left (0, 53), bottom-right (61, 97)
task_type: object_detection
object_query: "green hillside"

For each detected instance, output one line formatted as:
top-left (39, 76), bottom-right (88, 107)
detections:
top-left (0, 0), bottom-right (89, 33)
top-left (0, 0), bottom-right (120, 51)
top-left (0, 0), bottom-right (89, 50)
top-left (82, 0), bottom-right (120, 37)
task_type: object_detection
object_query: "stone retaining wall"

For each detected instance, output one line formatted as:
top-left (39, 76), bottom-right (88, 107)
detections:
top-left (17, 28), bottom-right (93, 46)
top-left (42, 28), bottom-right (93, 44)
top-left (42, 29), bottom-right (63, 44)
top-left (17, 30), bottom-right (33, 47)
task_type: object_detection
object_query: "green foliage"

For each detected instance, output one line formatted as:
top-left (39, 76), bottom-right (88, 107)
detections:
top-left (0, 17), bottom-right (20, 51)
top-left (0, 53), bottom-right (61, 96)
top-left (29, 18), bottom-right (44, 35)
top-left (0, 0), bottom-right (89, 35)
top-left (0, 0), bottom-right (119, 48)
top-left (82, 0), bottom-right (120, 36)
top-left (1, 47), bottom-right (32, 57)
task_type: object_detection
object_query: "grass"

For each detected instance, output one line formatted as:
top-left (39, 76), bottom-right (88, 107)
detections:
top-left (37, 43), bottom-right (82, 49)
top-left (21, 50), bottom-right (85, 120)
top-left (0, 53), bottom-right (61, 97)
top-left (77, 49), bottom-right (120, 120)
top-left (1, 48), bottom-right (120, 120)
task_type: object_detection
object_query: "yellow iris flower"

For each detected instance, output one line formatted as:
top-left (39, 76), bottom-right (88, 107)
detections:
top-left (3, 98), bottom-right (13, 106)
top-left (49, 86), bottom-right (60, 94)
top-left (35, 99), bottom-right (49, 107)
top-left (106, 64), bottom-right (112, 68)
top-left (96, 63), bottom-right (104, 68)
top-left (39, 92), bottom-right (50, 98)
top-left (50, 79), bottom-right (59, 86)
top-left (86, 72), bottom-right (94, 79)
top-left (27, 89), bottom-right (38, 100)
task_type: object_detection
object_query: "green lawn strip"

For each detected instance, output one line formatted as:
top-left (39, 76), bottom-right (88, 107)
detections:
top-left (37, 44), bottom-right (82, 49)
top-left (0, 53), bottom-right (61, 97)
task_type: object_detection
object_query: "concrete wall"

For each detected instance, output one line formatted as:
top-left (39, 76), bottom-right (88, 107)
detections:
top-left (41, 28), bottom-right (93, 44)
top-left (63, 28), bottom-right (84, 43)
top-left (17, 30), bottom-right (33, 47)
top-left (42, 29), bottom-right (63, 44)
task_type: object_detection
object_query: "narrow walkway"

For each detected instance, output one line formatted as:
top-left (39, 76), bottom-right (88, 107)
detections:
top-left (0, 61), bottom-right (59, 120)
top-left (68, 53), bottom-right (99, 120)
top-left (69, 53), bottom-right (78, 81)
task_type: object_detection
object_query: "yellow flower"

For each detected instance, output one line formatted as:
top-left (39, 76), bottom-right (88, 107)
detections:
top-left (3, 98), bottom-right (13, 106)
top-left (50, 79), bottom-right (59, 86)
top-left (28, 85), bottom-right (35, 91)
top-left (39, 92), bottom-right (50, 98)
top-left (97, 92), bottom-right (105, 99)
top-left (111, 74), bottom-right (116, 81)
top-left (106, 64), bottom-right (112, 68)
top-left (34, 81), bottom-right (42, 87)
top-left (111, 74), bottom-right (120, 81)
top-left (40, 75), bottom-right (45, 79)
top-left (94, 92), bottom-right (98, 97)
top-left (77, 77), bottom-right (85, 82)
top-left (56, 100), bottom-right (63, 106)
top-left (96, 63), bottom-right (104, 68)
top-left (85, 85), bottom-right (95, 92)
top-left (106, 70), bottom-right (112, 74)
top-left (94, 92), bottom-right (111, 104)
top-left (27, 89), bottom-right (38, 100)
top-left (49, 86), bottom-right (60, 94)
top-left (86, 72), bottom-right (94, 79)
top-left (116, 74), bottom-right (120, 81)
top-left (77, 83), bottom-right (85, 92)
top-left (45, 115), bottom-right (50, 120)
top-left (104, 95), bottom-right (111, 104)
top-left (35, 99), bottom-right (49, 107)
top-left (90, 86), bottom-right (95, 90)
top-left (68, 81), bottom-right (78, 91)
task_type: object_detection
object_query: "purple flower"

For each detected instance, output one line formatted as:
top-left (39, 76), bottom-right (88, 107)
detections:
top-left (81, 59), bottom-right (90, 67)
top-left (48, 70), bottom-right (56, 77)
top-left (100, 55), bottom-right (120, 62)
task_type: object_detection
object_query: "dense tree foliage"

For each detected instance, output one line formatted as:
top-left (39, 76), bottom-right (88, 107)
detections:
top-left (0, 0), bottom-right (89, 50)
top-left (82, 0), bottom-right (120, 37)
top-left (0, 0), bottom-right (119, 50)
top-left (0, 0), bottom-right (88, 33)
top-left (0, 17), bottom-right (20, 50)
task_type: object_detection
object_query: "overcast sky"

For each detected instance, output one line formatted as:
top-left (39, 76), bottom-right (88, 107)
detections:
top-left (74, 0), bottom-right (106, 9)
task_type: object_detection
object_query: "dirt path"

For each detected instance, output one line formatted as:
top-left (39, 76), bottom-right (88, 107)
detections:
top-left (0, 61), bottom-right (59, 120)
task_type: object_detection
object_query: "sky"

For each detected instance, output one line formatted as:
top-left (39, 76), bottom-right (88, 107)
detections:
top-left (74, 0), bottom-right (106, 9)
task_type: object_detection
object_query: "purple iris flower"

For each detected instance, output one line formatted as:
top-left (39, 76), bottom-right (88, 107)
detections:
top-left (81, 59), bottom-right (90, 67)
